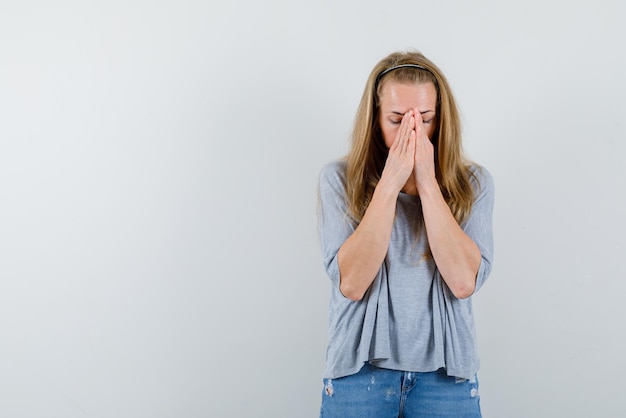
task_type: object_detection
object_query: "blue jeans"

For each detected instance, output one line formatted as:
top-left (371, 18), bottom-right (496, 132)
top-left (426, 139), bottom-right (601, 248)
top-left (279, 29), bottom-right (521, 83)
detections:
top-left (320, 363), bottom-right (481, 418)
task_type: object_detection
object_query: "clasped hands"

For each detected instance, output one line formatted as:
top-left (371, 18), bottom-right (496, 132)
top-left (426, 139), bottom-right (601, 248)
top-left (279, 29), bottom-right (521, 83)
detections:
top-left (382, 109), bottom-right (436, 195)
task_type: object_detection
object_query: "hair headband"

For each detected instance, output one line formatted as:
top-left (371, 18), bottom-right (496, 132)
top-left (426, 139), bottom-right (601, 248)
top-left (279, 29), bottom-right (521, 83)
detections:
top-left (376, 63), bottom-right (427, 82)
top-left (374, 63), bottom-right (438, 102)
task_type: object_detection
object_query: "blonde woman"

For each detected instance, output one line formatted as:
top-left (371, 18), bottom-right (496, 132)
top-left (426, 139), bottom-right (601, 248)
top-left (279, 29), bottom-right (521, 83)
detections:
top-left (317, 51), bottom-right (494, 417)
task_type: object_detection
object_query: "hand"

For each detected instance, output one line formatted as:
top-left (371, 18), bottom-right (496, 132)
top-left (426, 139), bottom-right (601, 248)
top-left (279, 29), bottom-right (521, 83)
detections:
top-left (412, 109), bottom-right (437, 193)
top-left (380, 110), bottom-right (416, 193)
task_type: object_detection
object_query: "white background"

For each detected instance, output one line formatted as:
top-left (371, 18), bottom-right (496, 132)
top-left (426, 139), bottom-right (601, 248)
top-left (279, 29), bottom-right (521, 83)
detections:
top-left (1, 1), bottom-right (625, 417)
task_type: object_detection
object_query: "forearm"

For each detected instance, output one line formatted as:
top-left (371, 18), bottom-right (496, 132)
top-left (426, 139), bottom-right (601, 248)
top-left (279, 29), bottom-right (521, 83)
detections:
top-left (337, 181), bottom-right (398, 301)
top-left (419, 181), bottom-right (481, 299)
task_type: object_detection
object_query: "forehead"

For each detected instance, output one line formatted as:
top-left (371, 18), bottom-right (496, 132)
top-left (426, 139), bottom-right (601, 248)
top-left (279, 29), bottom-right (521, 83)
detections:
top-left (378, 81), bottom-right (437, 112)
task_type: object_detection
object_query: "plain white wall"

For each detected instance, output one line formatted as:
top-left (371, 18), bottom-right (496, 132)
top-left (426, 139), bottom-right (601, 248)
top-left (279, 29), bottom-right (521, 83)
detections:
top-left (1, 1), bottom-right (625, 417)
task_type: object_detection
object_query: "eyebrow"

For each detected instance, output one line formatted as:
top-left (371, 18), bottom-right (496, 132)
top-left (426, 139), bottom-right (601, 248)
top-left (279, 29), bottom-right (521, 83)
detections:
top-left (390, 110), bottom-right (435, 116)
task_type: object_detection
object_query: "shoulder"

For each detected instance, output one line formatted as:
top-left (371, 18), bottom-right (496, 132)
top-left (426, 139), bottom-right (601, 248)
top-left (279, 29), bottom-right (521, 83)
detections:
top-left (467, 163), bottom-right (494, 194)
top-left (318, 159), bottom-right (351, 216)
top-left (319, 159), bottom-right (348, 188)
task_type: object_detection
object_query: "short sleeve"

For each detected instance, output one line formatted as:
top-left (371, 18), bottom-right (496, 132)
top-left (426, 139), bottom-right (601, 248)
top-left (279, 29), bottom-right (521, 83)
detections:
top-left (317, 160), bottom-right (357, 290)
top-left (462, 166), bottom-right (495, 293)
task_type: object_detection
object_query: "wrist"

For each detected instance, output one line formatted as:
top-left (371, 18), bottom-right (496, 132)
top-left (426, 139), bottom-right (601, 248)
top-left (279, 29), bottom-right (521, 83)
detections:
top-left (416, 176), bottom-right (439, 197)
top-left (375, 176), bottom-right (402, 199)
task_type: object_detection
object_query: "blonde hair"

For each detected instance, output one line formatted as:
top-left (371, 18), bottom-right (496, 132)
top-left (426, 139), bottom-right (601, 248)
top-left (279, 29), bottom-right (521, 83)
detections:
top-left (345, 50), bottom-right (477, 225)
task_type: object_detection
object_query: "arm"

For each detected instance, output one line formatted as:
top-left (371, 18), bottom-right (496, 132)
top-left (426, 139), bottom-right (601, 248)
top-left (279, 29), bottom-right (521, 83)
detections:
top-left (412, 111), bottom-right (482, 299)
top-left (336, 179), bottom-right (397, 301)
top-left (337, 111), bottom-right (418, 301)
top-left (418, 182), bottom-right (481, 299)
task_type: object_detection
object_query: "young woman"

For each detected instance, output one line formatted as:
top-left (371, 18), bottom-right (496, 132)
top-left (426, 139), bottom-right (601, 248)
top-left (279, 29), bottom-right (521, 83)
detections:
top-left (317, 51), bottom-right (494, 417)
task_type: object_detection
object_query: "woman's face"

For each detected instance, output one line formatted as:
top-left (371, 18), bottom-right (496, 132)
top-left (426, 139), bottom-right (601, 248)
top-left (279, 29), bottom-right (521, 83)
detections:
top-left (378, 81), bottom-right (438, 148)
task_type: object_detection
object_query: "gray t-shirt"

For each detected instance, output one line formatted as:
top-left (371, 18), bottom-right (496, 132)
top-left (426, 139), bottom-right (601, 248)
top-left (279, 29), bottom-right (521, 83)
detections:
top-left (318, 159), bottom-right (494, 380)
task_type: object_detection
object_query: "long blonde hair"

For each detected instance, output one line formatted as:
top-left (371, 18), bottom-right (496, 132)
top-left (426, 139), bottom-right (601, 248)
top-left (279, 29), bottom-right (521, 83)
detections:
top-left (345, 51), bottom-right (477, 225)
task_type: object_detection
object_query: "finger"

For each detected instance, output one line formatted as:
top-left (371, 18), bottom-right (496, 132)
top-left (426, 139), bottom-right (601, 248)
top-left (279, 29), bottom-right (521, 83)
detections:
top-left (391, 111), bottom-right (409, 150)
top-left (412, 109), bottom-right (423, 138)
top-left (403, 110), bottom-right (415, 151)
top-left (410, 114), bottom-right (418, 140)
top-left (396, 110), bottom-right (413, 153)
top-left (413, 127), bottom-right (424, 161)
top-left (401, 110), bottom-right (413, 138)
top-left (408, 130), bottom-right (416, 152)
top-left (401, 114), bottom-right (413, 153)
top-left (389, 115), bottom-right (407, 153)
top-left (414, 108), bottom-right (423, 124)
